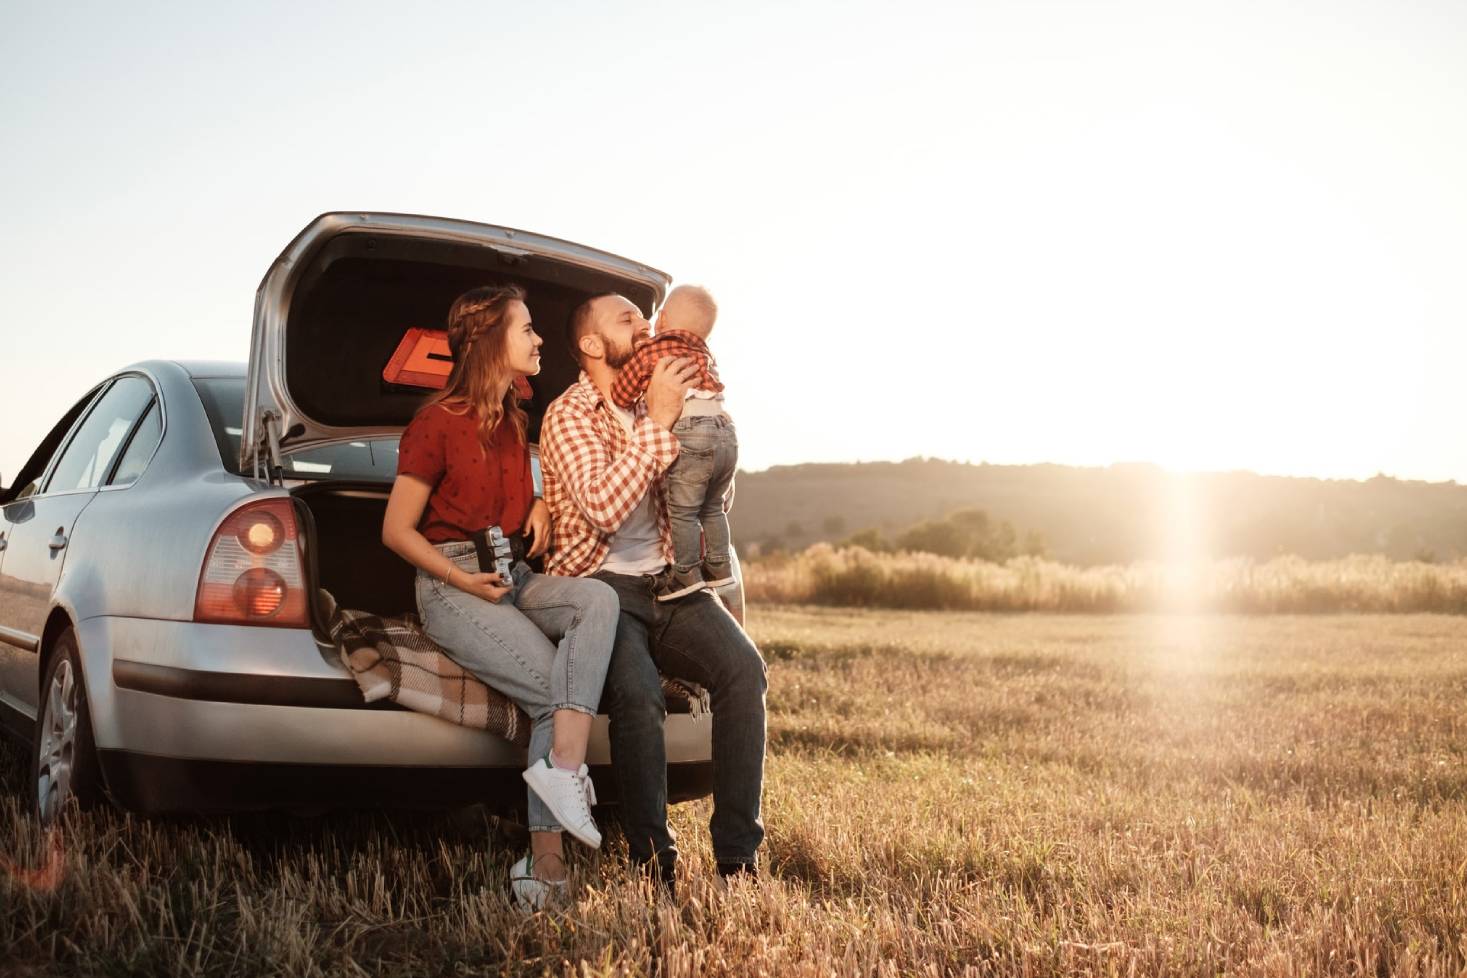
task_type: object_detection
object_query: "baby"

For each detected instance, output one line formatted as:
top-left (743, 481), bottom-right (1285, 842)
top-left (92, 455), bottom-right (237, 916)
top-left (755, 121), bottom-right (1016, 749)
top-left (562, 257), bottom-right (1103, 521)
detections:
top-left (609, 285), bottom-right (737, 602)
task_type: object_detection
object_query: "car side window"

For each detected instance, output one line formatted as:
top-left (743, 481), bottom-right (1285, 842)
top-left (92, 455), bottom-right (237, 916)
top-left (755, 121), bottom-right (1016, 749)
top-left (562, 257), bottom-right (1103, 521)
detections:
top-left (0, 385), bottom-right (106, 504)
top-left (45, 376), bottom-right (155, 494)
top-left (108, 399), bottom-right (163, 487)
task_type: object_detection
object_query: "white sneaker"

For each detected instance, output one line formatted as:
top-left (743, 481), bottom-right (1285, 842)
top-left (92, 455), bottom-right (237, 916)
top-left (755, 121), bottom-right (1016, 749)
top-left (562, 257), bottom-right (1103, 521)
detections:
top-left (582, 768), bottom-right (598, 810)
top-left (509, 853), bottom-right (565, 911)
top-left (523, 756), bottom-right (603, 849)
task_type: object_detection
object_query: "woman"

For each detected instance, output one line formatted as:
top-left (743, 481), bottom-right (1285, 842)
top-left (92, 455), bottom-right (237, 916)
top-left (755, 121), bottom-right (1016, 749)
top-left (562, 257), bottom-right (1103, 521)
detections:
top-left (382, 284), bottom-right (618, 908)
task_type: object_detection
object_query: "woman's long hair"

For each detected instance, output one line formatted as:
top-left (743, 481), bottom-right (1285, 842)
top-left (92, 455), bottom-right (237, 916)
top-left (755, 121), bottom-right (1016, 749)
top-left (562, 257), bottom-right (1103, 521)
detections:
top-left (425, 284), bottom-right (529, 446)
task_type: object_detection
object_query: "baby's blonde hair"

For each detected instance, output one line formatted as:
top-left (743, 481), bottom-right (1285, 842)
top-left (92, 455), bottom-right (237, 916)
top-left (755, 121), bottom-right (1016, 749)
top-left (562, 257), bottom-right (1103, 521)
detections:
top-left (661, 284), bottom-right (718, 339)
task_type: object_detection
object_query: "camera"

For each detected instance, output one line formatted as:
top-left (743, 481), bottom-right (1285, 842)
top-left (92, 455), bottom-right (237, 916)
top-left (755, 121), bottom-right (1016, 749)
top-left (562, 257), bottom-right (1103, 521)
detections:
top-left (472, 525), bottom-right (516, 583)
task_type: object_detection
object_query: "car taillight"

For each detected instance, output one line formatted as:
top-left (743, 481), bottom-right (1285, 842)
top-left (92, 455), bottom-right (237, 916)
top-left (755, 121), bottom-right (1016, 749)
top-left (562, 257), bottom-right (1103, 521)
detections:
top-left (195, 498), bottom-right (309, 628)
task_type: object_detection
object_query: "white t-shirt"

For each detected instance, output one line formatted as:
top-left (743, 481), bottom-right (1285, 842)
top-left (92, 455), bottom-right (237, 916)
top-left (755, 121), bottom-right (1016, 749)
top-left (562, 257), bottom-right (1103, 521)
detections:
top-left (598, 403), bottom-right (668, 576)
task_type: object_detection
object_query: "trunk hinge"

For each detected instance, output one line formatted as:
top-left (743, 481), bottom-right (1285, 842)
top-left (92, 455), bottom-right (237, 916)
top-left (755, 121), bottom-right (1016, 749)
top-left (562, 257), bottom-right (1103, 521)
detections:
top-left (255, 411), bottom-right (286, 486)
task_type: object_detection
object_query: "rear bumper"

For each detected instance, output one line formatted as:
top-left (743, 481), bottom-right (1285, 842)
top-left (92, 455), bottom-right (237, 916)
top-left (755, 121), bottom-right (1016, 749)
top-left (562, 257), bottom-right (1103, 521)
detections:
top-left (98, 750), bottom-right (715, 815)
top-left (75, 615), bottom-right (714, 813)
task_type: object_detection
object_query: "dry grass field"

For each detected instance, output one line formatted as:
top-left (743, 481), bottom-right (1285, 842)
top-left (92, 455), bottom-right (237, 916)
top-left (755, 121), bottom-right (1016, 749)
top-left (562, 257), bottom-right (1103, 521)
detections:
top-left (745, 547), bottom-right (1467, 614)
top-left (3, 608), bottom-right (1466, 976)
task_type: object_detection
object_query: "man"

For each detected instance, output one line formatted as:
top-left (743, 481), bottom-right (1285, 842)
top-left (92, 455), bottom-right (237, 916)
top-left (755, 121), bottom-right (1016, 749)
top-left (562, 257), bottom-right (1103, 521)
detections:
top-left (538, 291), bottom-right (767, 889)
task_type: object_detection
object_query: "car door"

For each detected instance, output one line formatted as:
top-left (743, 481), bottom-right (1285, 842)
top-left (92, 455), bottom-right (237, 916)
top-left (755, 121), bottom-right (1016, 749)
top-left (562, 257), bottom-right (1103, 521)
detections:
top-left (0, 384), bottom-right (108, 736)
top-left (0, 375), bottom-right (155, 720)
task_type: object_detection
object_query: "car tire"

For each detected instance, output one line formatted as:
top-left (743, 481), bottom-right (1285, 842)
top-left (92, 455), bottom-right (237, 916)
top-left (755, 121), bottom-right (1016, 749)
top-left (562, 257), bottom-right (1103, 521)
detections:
top-left (32, 628), bottom-right (105, 824)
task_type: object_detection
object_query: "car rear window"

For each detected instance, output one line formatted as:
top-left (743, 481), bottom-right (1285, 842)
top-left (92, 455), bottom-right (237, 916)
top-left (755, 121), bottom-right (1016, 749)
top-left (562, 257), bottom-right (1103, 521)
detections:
top-left (192, 377), bottom-right (401, 481)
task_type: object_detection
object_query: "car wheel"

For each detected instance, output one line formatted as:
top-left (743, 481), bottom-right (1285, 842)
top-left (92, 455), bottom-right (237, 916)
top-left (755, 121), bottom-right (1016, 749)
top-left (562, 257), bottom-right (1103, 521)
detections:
top-left (32, 628), bottom-right (105, 824)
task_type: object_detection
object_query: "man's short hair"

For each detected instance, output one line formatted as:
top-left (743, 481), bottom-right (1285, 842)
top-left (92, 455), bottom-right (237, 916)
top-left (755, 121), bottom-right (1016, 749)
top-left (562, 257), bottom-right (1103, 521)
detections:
top-left (566, 291), bottom-right (619, 364)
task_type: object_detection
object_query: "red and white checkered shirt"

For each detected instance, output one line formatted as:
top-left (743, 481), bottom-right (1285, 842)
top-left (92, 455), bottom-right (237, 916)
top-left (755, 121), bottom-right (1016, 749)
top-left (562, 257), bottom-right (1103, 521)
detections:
top-left (540, 372), bottom-right (680, 577)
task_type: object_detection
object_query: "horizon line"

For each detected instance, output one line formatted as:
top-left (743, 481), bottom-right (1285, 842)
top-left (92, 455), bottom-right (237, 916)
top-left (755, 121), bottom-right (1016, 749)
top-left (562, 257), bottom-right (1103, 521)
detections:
top-left (734, 456), bottom-right (1465, 487)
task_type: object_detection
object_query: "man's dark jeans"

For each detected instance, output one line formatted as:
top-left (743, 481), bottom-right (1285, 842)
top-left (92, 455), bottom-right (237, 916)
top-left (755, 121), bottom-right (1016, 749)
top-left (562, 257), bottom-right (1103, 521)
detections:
top-left (592, 570), bottom-right (767, 875)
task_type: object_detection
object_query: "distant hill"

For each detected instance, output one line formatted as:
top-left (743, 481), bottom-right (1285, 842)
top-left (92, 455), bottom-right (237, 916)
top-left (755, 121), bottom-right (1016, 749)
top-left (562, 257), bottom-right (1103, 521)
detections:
top-left (728, 459), bottom-right (1467, 565)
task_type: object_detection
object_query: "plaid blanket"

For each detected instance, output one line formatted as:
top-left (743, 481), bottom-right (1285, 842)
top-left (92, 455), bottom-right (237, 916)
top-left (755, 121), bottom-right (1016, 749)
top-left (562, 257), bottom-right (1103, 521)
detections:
top-left (328, 600), bottom-right (709, 747)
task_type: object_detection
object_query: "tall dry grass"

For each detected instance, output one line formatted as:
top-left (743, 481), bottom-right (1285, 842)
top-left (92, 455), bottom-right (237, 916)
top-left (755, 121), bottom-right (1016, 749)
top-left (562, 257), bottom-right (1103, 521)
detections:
top-left (744, 545), bottom-right (1467, 613)
top-left (3, 609), bottom-right (1467, 976)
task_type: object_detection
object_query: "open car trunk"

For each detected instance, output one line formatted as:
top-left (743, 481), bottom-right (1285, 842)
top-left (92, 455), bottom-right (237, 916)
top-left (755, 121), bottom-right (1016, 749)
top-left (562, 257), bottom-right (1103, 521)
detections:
top-left (244, 212), bottom-right (671, 475)
top-left (242, 213), bottom-right (670, 625)
top-left (254, 213), bottom-right (742, 631)
top-left (292, 482), bottom-right (414, 626)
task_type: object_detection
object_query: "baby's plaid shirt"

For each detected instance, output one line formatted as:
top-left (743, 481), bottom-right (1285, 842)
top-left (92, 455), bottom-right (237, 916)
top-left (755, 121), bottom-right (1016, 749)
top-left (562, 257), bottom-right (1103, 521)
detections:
top-left (608, 330), bottom-right (724, 410)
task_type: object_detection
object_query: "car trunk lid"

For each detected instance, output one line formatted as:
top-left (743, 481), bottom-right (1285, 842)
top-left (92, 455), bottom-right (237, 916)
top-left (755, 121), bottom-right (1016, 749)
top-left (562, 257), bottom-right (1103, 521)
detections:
top-left (243, 212), bottom-right (670, 478)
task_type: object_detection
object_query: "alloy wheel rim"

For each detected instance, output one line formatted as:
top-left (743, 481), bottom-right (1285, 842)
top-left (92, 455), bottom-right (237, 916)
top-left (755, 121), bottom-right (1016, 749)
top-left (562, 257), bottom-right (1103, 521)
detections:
top-left (36, 657), bottom-right (77, 824)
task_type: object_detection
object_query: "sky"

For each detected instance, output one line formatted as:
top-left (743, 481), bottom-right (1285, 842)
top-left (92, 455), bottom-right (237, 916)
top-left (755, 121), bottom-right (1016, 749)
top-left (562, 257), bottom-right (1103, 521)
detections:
top-left (2, 0), bottom-right (1465, 484)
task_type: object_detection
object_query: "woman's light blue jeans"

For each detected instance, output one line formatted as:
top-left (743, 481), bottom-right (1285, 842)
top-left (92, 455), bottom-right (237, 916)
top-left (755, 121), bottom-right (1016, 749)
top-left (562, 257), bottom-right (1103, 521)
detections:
top-left (416, 541), bottom-right (618, 832)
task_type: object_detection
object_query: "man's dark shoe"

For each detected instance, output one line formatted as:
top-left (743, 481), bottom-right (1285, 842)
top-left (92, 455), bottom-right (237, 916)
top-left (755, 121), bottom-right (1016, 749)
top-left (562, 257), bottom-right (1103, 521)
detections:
top-left (716, 861), bottom-right (756, 879)
top-left (714, 861), bottom-right (757, 891)
top-left (636, 856), bottom-right (678, 898)
top-left (701, 559), bottom-right (735, 589)
top-left (654, 566), bottom-right (706, 603)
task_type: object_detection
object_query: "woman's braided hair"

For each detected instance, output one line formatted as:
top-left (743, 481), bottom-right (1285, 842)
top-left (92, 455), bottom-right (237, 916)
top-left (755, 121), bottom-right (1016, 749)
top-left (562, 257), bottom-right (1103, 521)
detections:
top-left (425, 284), bottom-right (529, 447)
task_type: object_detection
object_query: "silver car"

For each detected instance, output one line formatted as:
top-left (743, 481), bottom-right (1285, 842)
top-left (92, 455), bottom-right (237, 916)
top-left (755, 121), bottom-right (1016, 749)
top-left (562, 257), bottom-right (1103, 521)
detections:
top-left (0, 212), bottom-right (739, 823)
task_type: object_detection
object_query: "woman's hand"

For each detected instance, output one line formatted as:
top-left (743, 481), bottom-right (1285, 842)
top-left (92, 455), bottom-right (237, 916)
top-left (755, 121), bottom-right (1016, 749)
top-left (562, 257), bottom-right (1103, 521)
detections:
top-left (452, 568), bottom-right (512, 604)
top-left (524, 498), bottom-right (552, 558)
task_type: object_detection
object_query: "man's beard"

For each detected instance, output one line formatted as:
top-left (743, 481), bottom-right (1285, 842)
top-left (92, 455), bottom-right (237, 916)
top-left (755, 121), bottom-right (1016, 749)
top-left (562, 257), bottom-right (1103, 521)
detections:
top-left (604, 335), bottom-right (638, 369)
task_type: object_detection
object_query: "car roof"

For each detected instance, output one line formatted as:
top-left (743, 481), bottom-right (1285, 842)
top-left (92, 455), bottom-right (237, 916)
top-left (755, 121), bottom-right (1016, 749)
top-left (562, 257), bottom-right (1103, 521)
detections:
top-left (167, 360), bottom-right (247, 379)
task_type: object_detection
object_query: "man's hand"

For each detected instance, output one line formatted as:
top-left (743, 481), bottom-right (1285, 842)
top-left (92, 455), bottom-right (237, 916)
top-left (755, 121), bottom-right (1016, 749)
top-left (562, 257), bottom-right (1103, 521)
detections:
top-left (524, 498), bottom-right (551, 558)
top-left (645, 356), bottom-right (699, 431)
top-left (453, 569), bottom-right (512, 604)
